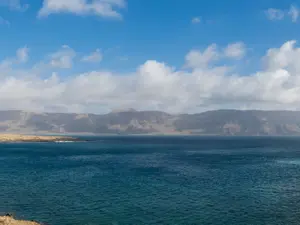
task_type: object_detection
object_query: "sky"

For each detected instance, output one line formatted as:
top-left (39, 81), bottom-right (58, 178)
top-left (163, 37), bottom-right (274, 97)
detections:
top-left (0, 0), bottom-right (300, 114)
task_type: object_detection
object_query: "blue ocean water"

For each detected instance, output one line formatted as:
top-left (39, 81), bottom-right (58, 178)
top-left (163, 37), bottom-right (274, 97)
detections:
top-left (1, 136), bottom-right (300, 225)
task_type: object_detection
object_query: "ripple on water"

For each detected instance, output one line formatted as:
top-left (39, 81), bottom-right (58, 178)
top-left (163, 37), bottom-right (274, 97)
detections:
top-left (1, 137), bottom-right (300, 225)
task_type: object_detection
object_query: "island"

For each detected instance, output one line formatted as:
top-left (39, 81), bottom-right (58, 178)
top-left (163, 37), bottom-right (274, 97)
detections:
top-left (0, 215), bottom-right (40, 225)
top-left (0, 134), bottom-right (80, 143)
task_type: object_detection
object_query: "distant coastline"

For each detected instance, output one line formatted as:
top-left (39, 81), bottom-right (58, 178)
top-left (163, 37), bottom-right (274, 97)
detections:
top-left (0, 134), bottom-right (80, 143)
top-left (0, 109), bottom-right (299, 136)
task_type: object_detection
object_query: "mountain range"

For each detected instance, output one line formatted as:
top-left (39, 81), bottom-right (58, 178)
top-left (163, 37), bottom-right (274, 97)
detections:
top-left (0, 109), bottom-right (300, 136)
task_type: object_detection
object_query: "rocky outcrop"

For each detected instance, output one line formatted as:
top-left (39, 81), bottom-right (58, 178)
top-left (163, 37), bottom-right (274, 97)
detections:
top-left (0, 216), bottom-right (40, 225)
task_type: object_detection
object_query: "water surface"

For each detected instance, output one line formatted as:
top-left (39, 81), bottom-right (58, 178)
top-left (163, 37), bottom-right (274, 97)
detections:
top-left (1, 136), bottom-right (300, 225)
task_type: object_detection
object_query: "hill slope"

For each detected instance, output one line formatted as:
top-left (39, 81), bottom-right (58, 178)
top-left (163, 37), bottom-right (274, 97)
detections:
top-left (0, 109), bottom-right (300, 135)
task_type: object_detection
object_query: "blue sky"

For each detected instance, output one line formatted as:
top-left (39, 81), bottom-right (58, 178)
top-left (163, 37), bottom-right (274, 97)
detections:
top-left (0, 0), bottom-right (298, 71)
top-left (0, 0), bottom-right (299, 113)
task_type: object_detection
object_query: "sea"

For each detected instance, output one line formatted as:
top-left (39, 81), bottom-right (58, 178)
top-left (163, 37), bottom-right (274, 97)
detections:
top-left (1, 136), bottom-right (300, 225)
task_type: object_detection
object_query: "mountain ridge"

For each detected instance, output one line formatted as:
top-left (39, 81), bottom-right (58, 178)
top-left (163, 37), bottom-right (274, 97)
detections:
top-left (0, 109), bottom-right (300, 136)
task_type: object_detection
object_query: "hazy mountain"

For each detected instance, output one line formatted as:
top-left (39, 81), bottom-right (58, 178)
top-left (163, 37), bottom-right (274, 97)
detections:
top-left (1, 109), bottom-right (300, 135)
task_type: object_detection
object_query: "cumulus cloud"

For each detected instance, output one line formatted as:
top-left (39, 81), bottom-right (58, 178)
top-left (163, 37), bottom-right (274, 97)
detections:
top-left (224, 42), bottom-right (246, 59)
top-left (0, 0), bottom-right (29, 11)
top-left (185, 43), bottom-right (245, 69)
top-left (1, 41), bottom-right (300, 113)
top-left (82, 49), bottom-right (103, 63)
top-left (185, 44), bottom-right (218, 68)
top-left (38, 0), bottom-right (126, 19)
top-left (49, 45), bottom-right (76, 69)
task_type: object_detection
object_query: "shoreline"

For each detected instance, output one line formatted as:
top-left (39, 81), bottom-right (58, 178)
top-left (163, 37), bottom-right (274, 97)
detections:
top-left (0, 134), bottom-right (80, 143)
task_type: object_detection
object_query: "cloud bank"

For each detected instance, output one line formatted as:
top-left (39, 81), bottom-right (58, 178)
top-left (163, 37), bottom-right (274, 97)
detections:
top-left (0, 41), bottom-right (300, 114)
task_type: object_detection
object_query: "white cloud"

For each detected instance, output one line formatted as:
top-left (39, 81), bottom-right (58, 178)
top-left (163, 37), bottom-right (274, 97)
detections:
top-left (265, 8), bottom-right (285, 21)
top-left (2, 41), bottom-right (300, 113)
top-left (185, 44), bottom-right (218, 68)
top-left (224, 42), bottom-right (246, 59)
top-left (0, 46), bottom-right (30, 69)
top-left (288, 5), bottom-right (299, 22)
top-left (0, 0), bottom-right (29, 11)
top-left (191, 17), bottom-right (201, 24)
top-left (82, 49), bottom-right (103, 63)
top-left (16, 46), bottom-right (29, 63)
top-left (185, 43), bottom-right (245, 69)
top-left (38, 0), bottom-right (126, 19)
top-left (263, 40), bottom-right (300, 73)
top-left (0, 16), bottom-right (10, 26)
top-left (266, 5), bottom-right (300, 22)
top-left (49, 45), bottom-right (76, 69)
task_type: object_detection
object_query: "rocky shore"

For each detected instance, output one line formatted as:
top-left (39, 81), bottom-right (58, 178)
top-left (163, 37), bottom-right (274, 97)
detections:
top-left (0, 134), bottom-right (79, 143)
top-left (0, 216), bottom-right (40, 225)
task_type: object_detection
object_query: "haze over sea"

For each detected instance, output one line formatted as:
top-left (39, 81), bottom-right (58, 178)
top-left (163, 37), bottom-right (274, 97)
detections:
top-left (1, 136), bottom-right (300, 225)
